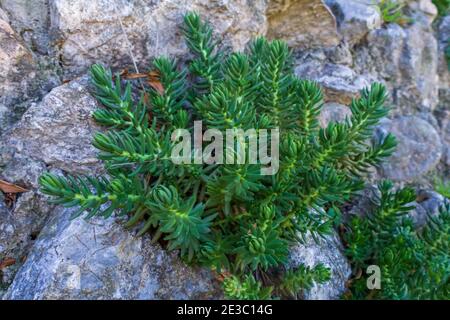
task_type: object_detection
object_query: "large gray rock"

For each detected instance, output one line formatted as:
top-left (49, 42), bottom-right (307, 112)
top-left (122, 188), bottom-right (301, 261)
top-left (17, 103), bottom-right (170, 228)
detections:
top-left (267, 0), bottom-right (340, 49)
top-left (1, 77), bottom-right (103, 176)
top-left (295, 61), bottom-right (371, 105)
top-left (0, 78), bottom-right (102, 289)
top-left (375, 116), bottom-right (443, 181)
top-left (49, 0), bottom-right (267, 78)
top-left (0, 17), bottom-right (59, 136)
top-left (354, 20), bottom-right (439, 115)
top-left (289, 232), bottom-right (351, 300)
top-left (3, 208), bottom-right (222, 300)
top-left (325, 0), bottom-right (382, 45)
top-left (0, 0), bottom-right (51, 55)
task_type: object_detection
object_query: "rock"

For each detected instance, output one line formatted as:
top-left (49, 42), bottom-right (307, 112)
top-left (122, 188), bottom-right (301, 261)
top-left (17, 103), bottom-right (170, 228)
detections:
top-left (288, 232), bottom-right (351, 300)
top-left (435, 107), bottom-right (450, 167)
top-left (354, 19), bottom-right (439, 115)
top-left (0, 17), bottom-right (59, 136)
top-left (267, 0), bottom-right (340, 49)
top-left (0, 7), bottom-right (9, 22)
top-left (437, 16), bottom-right (450, 106)
top-left (325, 0), bottom-right (382, 45)
top-left (3, 207), bottom-right (221, 300)
top-left (1, 77), bottom-right (103, 176)
top-left (375, 116), bottom-right (442, 181)
top-left (0, 77), bottom-right (103, 289)
top-left (50, 0), bottom-right (267, 78)
top-left (325, 42), bottom-right (353, 66)
top-left (295, 61), bottom-right (371, 104)
top-left (0, 0), bottom-right (51, 55)
top-left (408, 0), bottom-right (438, 21)
top-left (318, 102), bottom-right (352, 128)
top-left (409, 190), bottom-right (449, 228)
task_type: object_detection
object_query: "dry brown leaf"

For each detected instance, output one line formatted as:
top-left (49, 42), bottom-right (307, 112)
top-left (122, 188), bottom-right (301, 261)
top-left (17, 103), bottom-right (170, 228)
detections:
top-left (148, 70), bottom-right (164, 95)
top-left (0, 179), bottom-right (28, 193)
top-left (148, 80), bottom-right (164, 95)
top-left (0, 257), bottom-right (16, 270)
top-left (123, 72), bottom-right (149, 80)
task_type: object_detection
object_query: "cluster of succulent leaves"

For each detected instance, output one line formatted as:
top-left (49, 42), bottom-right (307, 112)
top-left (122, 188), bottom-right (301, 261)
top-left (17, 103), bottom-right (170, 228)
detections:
top-left (344, 181), bottom-right (449, 299)
top-left (39, 12), bottom-right (399, 299)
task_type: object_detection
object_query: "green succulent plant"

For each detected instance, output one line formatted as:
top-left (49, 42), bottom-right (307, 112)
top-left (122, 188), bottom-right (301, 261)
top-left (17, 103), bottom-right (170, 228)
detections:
top-left (39, 12), bottom-right (402, 299)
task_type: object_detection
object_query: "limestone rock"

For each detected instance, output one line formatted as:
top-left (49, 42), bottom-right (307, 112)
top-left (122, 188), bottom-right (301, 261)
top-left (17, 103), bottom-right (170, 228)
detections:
top-left (1, 77), bottom-right (103, 176)
top-left (50, 0), bottom-right (268, 78)
top-left (267, 0), bottom-right (340, 49)
top-left (375, 116), bottom-right (442, 181)
top-left (0, 17), bottom-right (59, 136)
top-left (295, 61), bottom-right (370, 104)
top-left (354, 19), bottom-right (439, 114)
top-left (288, 232), bottom-right (351, 300)
top-left (0, 0), bottom-right (51, 55)
top-left (325, 0), bottom-right (382, 45)
top-left (3, 208), bottom-right (222, 300)
top-left (0, 78), bottom-right (103, 289)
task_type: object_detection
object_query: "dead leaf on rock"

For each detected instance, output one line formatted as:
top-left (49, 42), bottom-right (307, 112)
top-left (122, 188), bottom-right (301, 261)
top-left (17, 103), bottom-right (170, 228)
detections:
top-left (0, 257), bottom-right (16, 270)
top-left (0, 179), bottom-right (28, 193)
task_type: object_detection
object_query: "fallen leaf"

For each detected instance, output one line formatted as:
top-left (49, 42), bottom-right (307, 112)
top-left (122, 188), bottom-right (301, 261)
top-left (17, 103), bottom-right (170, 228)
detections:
top-left (0, 257), bottom-right (16, 270)
top-left (148, 80), bottom-right (164, 95)
top-left (123, 72), bottom-right (149, 80)
top-left (0, 179), bottom-right (28, 193)
top-left (148, 70), bottom-right (164, 95)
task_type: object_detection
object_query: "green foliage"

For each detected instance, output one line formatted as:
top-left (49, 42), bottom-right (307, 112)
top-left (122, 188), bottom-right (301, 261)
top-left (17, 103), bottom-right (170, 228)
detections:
top-left (39, 12), bottom-right (397, 299)
top-left (375, 0), bottom-right (412, 25)
top-left (344, 181), bottom-right (450, 299)
top-left (432, 0), bottom-right (450, 16)
top-left (281, 264), bottom-right (331, 297)
top-left (434, 178), bottom-right (450, 198)
top-left (223, 274), bottom-right (273, 300)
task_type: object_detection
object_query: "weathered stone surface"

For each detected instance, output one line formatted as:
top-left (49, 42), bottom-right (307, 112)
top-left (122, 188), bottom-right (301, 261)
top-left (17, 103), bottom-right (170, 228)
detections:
top-left (354, 20), bottom-right (439, 114)
top-left (0, 78), bottom-right (102, 289)
top-left (0, 17), bottom-right (59, 136)
top-left (0, 7), bottom-right (9, 22)
top-left (437, 15), bottom-right (450, 109)
top-left (3, 207), bottom-right (222, 300)
top-left (439, 110), bottom-right (450, 167)
top-left (375, 116), bottom-right (442, 181)
top-left (408, 0), bottom-right (438, 23)
top-left (1, 77), bottom-right (103, 175)
top-left (318, 102), bottom-right (352, 128)
top-left (0, 0), bottom-right (51, 55)
top-left (325, 0), bottom-right (381, 45)
top-left (0, 18), bottom-right (36, 135)
top-left (288, 232), bottom-right (351, 300)
top-left (50, 0), bottom-right (267, 78)
top-left (409, 190), bottom-right (450, 228)
top-left (267, 0), bottom-right (340, 49)
top-left (295, 61), bottom-right (370, 104)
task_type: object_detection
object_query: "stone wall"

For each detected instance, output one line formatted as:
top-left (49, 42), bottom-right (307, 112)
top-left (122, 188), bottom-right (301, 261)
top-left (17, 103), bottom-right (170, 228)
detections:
top-left (0, 0), bottom-right (448, 299)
